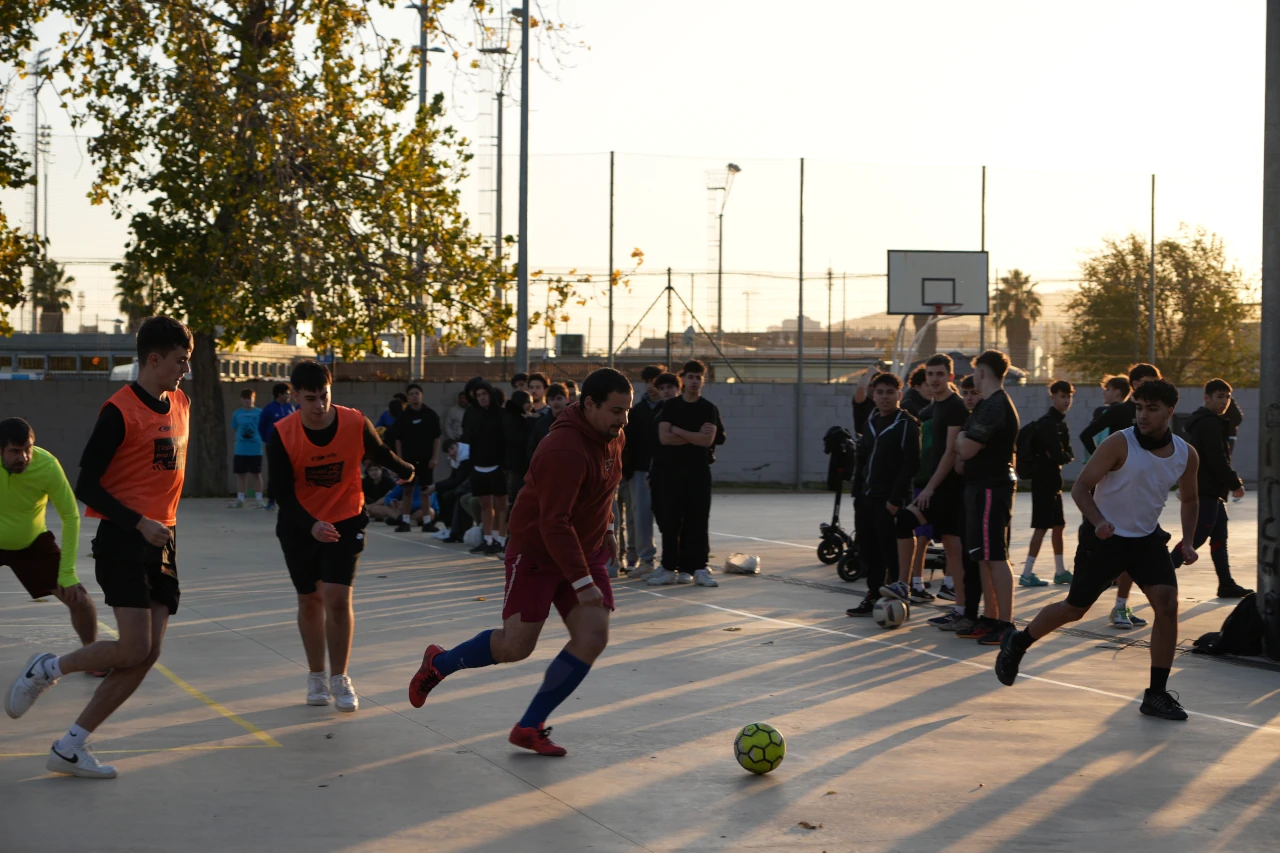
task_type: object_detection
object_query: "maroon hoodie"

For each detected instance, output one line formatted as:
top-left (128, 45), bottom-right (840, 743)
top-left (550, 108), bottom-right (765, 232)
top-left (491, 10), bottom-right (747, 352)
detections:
top-left (507, 402), bottom-right (624, 583)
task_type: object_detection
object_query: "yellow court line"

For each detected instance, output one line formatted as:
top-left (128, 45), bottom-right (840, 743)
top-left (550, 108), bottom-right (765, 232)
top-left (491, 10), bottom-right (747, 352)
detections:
top-left (0, 744), bottom-right (275, 758)
top-left (97, 621), bottom-right (281, 748)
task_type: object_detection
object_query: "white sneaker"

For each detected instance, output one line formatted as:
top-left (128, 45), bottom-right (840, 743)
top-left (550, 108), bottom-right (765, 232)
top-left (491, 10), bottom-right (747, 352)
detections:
top-left (629, 562), bottom-right (655, 580)
top-left (228, 498), bottom-right (244, 508)
top-left (5, 652), bottom-right (57, 719)
top-left (647, 568), bottom-right (677, 586)
top-left (307, 672), bottom-right (331, 706)
top-left (693, 568), bottom-right (719, 587)
top-left (47, 743), bottom-right (117, 779)
top-left (675, 572), bottom-right (694, 584)
top-left (331, 674), bottom-right (358, 712)
top-left (432, 529), bottom-right (452, 540)
top-left (256, 501), bottom-right (269, 509)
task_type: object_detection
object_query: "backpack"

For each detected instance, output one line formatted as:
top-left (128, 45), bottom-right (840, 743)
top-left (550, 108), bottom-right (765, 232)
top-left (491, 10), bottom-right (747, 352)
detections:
top-left (1192, 593), bottom-right (1264, 657)
top-left (822, 426), bottom-right (857, 492)
top-left (1015, 422), bottom-right (1038, 480)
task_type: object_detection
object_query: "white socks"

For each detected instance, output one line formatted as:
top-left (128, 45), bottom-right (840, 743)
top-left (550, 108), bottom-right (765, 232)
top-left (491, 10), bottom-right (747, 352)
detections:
top-left (1054, 554), bottom-right (1066, 573)
top-left (54, 724), bottom-right (89, 753)
top-left (1022, 556), bottom-right (1036, 577)
top-left (237, 491), bottom-right (246, 501)
top-left (402, 514), bottom-right (411, 524)
top-left (1115, 597), bottom-right (1128, 611)
top-left (911, 577), bottom-right (924, 591)
top-left (42, 656), bottom-right (63, 681)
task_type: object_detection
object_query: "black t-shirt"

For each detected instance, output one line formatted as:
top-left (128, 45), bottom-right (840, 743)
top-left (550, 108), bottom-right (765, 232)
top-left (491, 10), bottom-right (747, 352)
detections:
top-left (901, 387), bottom-right (929, 418)
top-left (926, 392), bottom-right (968, 487)
top-left (652, 396), bottom-right (726, 471)
top-left (391, 404), bottom-right (442, 461)
top-left (962, 389), bottom-right (1019, 487)
top-left (362, 474), bottom-right (394, 504)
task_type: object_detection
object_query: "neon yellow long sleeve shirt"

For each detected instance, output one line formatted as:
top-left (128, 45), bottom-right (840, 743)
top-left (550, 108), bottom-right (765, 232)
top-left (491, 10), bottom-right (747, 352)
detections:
top-left (0, 446), bottom-right (80, 586)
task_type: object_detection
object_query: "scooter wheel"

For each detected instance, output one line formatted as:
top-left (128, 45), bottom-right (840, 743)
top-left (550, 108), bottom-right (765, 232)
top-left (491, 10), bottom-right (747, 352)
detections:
top-left (817, 537), bottom-right (843, 565)
top-left (836, 549), bottom-right (866, 583)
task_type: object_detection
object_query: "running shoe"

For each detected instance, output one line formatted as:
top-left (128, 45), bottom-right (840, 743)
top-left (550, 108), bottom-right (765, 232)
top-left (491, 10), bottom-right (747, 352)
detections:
top-left (942, 616), bottom-right (975, 633)
top-left (256, 500), bottom-right (269, 509)
top-left (263, 500), bottom-right (276, 510)
top-left (629, 562), bottom-right (656, 580)
top-left (675, 572), bottom-right (694, 584)
top-left (994, 628), bottom-right (1025, 686)
top-left (956, 619), bottom-right (997, 641)
top-left (331, 674), bottom-right (358, 712)
top-left (396, 521), bottom-right (413, 533)
top-left (469, 541), bottom-right (491, 554)
top-left (927, 611), bottom-right (961, 628)
top-left (408, 644), bottom-right (446, 708)
top-left (384, 517), bottom-right (400, 526)
top-left (908, 587), bottom-right (936, 604)
top-left (1126, 608), bottom-right (1148, 627)
top-left (1217, 581), bottom-right (1254, 599)
top-left (46, 743), bottom-right (117, 779)
top-left (846, 596), bottom-right (878, 617)
top-left (509, 723), bottom-right (567, 756)
top-left (1053, 570), bottom-right (1073, 584)
top-left (484, 540), bottom-right (506, 556)
top-left (431, 529), bottom-right (452, 540)
top-left (422, 520), bottom-right (440, 533)
top-left (937, 586), bottom-right (957, 602)
top-left (693, 568), bottom-right (719, 587)
top-left (879, 581), bottom-right (911, 602)
top-left (1139, 689), bottom-right (1188, 721)
top-left (977, 624), bottom-right (1008, 646)
top-left (228, 498), bottom-right (244, 509)
top-left (1109, 607), bottom-right (1133, 630)
top-left (5, 652), bottom-right (57, 719)
top-left (307, 672), bottom-right (331, 706)
top-left (1019, 574), bottom-right (1048, 587)
top-left (647, 568), bottom-right (677, 586)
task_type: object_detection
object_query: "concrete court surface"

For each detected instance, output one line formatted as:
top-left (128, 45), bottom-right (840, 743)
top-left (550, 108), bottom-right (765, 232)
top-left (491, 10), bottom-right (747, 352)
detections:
top-left (1, 493), bottom-right (1278, 853)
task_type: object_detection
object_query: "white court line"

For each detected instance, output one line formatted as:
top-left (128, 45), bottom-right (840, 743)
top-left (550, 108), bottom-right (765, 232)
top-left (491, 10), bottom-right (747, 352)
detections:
top-left (710, 531), bottom-right (811, 550)
top-left (621, 587), bottom-right (1280, 735)
top-left (366, 529), bottom-right (457, 553)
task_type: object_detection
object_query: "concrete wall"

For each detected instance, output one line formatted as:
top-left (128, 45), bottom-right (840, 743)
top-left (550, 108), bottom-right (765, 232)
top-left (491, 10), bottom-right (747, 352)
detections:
top-left (0, 380), bottom-right (1259, 492)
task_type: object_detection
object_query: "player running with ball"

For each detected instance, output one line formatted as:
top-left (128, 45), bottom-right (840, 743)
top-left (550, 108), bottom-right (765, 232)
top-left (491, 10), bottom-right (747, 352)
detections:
top-left (407, 368), bottom-right (632, 756)
top-left (994, 379), bottom-right (1199, 720)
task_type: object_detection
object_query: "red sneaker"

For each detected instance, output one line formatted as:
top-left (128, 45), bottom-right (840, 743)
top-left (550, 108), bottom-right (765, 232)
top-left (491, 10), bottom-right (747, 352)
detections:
top-left (85, 670), bottom-right (109, 678)
top-left (408, 644), bottom-right (446, 708)
top-left (508, 723), bottom-right (567, 756)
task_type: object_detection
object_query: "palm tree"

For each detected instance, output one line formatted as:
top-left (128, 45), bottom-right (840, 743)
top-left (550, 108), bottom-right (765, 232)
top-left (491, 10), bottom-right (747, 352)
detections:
top-left (29, 256), bottom-right (74, 334)
top-left (994, 269), bottom-right (1042, 370)
top-left (114, 258), bottom-right (162, 332)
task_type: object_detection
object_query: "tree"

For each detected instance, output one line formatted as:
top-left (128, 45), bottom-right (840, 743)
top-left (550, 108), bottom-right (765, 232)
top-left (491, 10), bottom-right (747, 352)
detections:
top-left (910, 314), bottom-right (937, 361)
top-left (0, 3), bottom-right (45, 334)
top-left (113, 258), bottom-right (161, 332)
top-left (994, 269), bottom-right (1042, 371)
top-left (28, 253), bottom-right (73, 333)
top-left (1061, 228), bottom-right (1257, 387)
top-left (49, 1), bottom-right (524, 493)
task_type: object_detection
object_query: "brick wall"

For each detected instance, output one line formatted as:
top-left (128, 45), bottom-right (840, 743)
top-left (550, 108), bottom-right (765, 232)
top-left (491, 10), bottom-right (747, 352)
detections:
top-left (0, 379), bottom-right (1259, 492)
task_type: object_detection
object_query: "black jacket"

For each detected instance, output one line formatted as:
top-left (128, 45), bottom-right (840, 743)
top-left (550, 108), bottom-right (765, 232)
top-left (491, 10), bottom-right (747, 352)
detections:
top-left (1080, 400), bottom-right (1136, 455)
top-left (435, 458), bottom-right (473, 495)
top-left (502, 406), bottom-right (538, 478)
top-left (1184, 406), bottom-right (1242, 501)
top-left (622, 397), bottom-right (663, 478)
top-left (462, 404), bottom-right (506, 469)
top-left (854, 404), bottom-right (920, 506)
top-left (1030, 408), bottom-right (1074, 490)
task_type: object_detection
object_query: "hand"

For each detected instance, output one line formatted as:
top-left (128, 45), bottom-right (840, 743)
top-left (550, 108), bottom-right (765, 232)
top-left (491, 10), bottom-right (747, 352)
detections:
top-left (886, 502), bottom-right (899, 515)
top-left (576, 583), bottom-right (604, 607)
top-left (913, 487), bottom-right (934, 509)
top-left (604, 531), bottom-right (619, 564)
top-left (311, 521), bottom-right (341, 543)
top-left (1180, 542), bottom-right (1199, 565)
top-left (699, 423), bottom-right (717, 438)
top-left (1094, 520), bottom-right (1115, 540)
top-left (136, 518), bottom-right (172, 547)
top-left (424, 484), bottom-right (436, 496)
top-left (53, 583), bottom-right (89, 609)
top-left (396, 466), bottom-right (416, 486)
top-left (428, 457), bottom-right (438, 471)
top-left (1233, 486), bottom-right (1246, 499)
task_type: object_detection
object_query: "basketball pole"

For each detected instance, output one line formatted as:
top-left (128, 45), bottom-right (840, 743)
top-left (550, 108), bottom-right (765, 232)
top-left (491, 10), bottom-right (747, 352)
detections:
top-left (1149, 174), bottom-right (1157, 364)
top-left (796, 157), bottom-right (805, 491)
top-left (1259, 0), bottom-right (1280, 657)
top-left (979, 165), bottom-right (987, 353)
top-left (607, 151), bottom-right (614, 369)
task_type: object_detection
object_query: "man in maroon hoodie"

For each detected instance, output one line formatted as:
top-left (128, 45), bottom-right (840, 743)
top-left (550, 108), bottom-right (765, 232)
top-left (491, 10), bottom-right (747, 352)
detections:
top-left (407, 368), bottom-right (632, 755)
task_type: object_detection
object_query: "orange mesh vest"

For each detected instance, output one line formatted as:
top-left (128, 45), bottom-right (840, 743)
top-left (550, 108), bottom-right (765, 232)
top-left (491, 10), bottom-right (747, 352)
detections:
top-left (87, 386), bottom-right (189, 527)
top-left (275, 406), bottom-right (366, 523)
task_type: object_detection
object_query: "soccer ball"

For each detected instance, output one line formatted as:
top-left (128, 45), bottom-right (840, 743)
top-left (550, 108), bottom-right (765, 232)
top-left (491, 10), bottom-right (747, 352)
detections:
top-left (873, 598), bottom-right (908, 629)
top-left (734, 722), bottom-right (786, 774)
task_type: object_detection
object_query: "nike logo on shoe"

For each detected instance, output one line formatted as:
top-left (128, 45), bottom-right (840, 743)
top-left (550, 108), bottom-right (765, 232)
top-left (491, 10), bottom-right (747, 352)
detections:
top-left (51, 746), bottom-right (78, 764)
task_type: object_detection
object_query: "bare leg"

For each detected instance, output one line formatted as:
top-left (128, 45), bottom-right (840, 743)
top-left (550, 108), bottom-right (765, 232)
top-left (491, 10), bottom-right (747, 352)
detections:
top-left (324, 583), bottom-right (354, 675)
top-left (1145, 585), bottom-right (1179, 669)
top-left (1115, 572), bottom-right (1134, 604)
top-left (236, 473), bottom-right (248, 495)
top-left (490, 612), bottom-right (546, 663)
top-left (250, 472), bottom-right (264, 499)
top-left (53, 586), bottom-right (98, 646)
top-left (495, 495), bottom-right (510, 538)
top-left (1025, 599), bottom-right (1090, 641)
top-left (1027, 528), bottom-right (1047, 560)
top-left (897, 537), bottom-right (916, 584)
top-left (480, 496), bottom-right (495, 537)
top-left (943, 535), bottom-right (965, 607)
top-left (400, 486), bottom-right (414, 522)
top-left (75, 603), bottom-right (169, 732)
top-left (562, 603), bottom-right (610, 664)
top-left (55, 605), bottom-right (154, 674)
top-left (911, 535), bottom-right (929, 582)
top-left (1051, 525), bottom-right (1065, 555)
top-left (297, 590), bottom-right (326, 672)
top-left (985, 559), bottom-right (1014, 622)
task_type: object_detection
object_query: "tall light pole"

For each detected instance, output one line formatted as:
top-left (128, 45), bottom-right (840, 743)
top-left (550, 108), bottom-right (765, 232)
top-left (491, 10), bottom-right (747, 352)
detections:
top-left (407, 5), bottom-right (444, 378)
top-left (479, 25), bottom-right (514, 312)
top-left (711, 163), bottom-right (741, 350)
top-left (1258, 0), bottom-right (1280, 655)
top-left (514, 5), bottom-right (531, 373)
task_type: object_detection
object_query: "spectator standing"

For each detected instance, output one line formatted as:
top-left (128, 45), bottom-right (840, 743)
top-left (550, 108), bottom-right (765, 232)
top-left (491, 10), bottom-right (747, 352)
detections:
top-left (622, 366), bottom-right (666, 579)
top-left (1019, 380), bottom-right (1075, 587)
top-left (444, 390), bottom-right (468, 441)
top-left (462, 378), bottom-right (509, 555)
top-left (375, 394), bottom-right (407, 436)
top-left (390, 384), bottom-right (442, 533)
top-left (564, 380), bottom-right (579, 404)
top-left (503, 390), bottom-right (539, 505)
top-left (527, 372), bottom-right (550, 415)
top-left (528, 383), bottom-right (569, 457)
top-left (258, 382), bottom-right (298, 510)
top-left (230, 388), bottom-right (265, 508)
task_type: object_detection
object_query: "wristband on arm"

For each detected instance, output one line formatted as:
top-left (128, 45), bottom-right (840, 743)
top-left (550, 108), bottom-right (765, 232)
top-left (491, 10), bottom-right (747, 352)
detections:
top-left (572, 575), bottom-right (595, 591)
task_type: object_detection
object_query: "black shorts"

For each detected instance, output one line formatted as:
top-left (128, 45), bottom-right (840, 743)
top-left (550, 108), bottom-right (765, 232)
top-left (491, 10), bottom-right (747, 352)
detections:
top-left (471, 467), bottom-right (506, 498)
top-left (91, 520), bottom-right (180, 614)
top-left (914, 480), bottom-right (964, 539)
top-left (280, 527), bottom-right (366, 595)
top-left (1067, 524), bottom-right (1176, 609)
top-left (0, 531), bottom-right (60, 598)
top-left (965, 483), bottom-right (1014, 562)
top-left (1030, 487), bottom-right (1065, 530)
top-left (406, 459), bottom-right (433, 488)
top-left (233, 454), bottom-right (263, 475)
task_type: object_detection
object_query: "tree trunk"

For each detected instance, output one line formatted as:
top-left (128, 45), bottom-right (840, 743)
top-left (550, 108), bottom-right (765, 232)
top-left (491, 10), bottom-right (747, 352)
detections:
top-left (911, 314), bottom-right (937, 362)
top-left (1006, 317), bottom-right (1032, 372)
top-left (38, 309), bottom-right (63, 333)
top-left (186, 330), bottom-right (227, 496)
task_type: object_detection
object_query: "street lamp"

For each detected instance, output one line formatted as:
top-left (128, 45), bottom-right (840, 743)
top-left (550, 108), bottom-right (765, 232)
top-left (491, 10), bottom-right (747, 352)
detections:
top-left (479, 39), bottom-right (512, 307)
top-left (513, 5), bottom-right (530, 373)
top-left (710, 162), bottom-right (741, 349)
top-left (406, 5), bottom-right (445, 378)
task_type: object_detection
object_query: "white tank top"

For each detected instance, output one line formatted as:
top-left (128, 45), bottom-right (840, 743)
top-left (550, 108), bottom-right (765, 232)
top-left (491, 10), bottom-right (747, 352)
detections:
top-left (1093, 428), bottom-right (1189, 538)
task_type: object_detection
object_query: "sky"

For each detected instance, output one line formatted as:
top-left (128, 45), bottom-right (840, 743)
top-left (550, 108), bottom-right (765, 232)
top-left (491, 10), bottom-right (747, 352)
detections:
top-left (1, 0), bottom-right (1266, 343)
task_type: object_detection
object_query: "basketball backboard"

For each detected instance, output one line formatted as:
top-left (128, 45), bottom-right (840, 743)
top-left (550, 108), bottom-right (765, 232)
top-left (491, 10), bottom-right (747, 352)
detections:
top-left (887, 250), bottom-right (990, 315)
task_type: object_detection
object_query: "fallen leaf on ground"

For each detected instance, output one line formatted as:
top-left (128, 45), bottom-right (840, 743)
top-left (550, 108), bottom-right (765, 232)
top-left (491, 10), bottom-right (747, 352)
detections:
top-left (476, 596), bottom-right (486, 601)
top-left (723, 627), bottom-right (742, 632)
top-left (825, 790), bottom-right (837, 795)
top-left (797, 821), bottom-right (822, 830)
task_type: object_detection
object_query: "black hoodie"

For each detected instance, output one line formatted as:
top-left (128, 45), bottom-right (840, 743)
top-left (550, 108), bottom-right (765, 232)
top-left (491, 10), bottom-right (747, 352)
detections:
top-left (853, 404), bottom-right (920, 506)
top-left (1183, 406), bottom-right (1242, 501)
top-left (461, 381), bottom-right (507, 469)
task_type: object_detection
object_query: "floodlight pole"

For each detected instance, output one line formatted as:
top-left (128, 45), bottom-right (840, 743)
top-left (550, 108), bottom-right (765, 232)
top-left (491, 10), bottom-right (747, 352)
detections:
top-left (1258, 0), bottom-right (1280, 656)
top-left (979, 165), bottom-right (987, 352)
top-left (515, 5), bottom-right (530, 373)
top-left (795, 157), bottom-right (805, 490)
top-left (826, 268), bottom-right (833, 382)
top-left (608, 151), bottom-right (615, 367)
top-left (665, 267), bottom-right (672, 367)
top-left (1149, 174), bottom-right (1157, 363)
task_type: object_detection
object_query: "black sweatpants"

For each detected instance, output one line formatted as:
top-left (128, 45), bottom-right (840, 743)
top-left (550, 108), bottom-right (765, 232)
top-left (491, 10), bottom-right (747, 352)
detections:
top-left (652, 466), bottom-right (712, 574)
top-left (856, 498), bottom-right (899, 596)
top-left (1171, 497), bottom-right (1232, 582)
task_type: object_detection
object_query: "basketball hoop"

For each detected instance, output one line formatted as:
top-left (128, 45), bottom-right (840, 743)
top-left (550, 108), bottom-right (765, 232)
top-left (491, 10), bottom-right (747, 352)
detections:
top-left (926, 302), bottom-right (963, 317)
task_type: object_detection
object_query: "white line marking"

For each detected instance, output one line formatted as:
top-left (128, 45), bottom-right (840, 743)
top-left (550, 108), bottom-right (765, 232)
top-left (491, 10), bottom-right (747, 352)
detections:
top-left (366, 529), bottom-right (458, 553)
top-left (621, 587), bottom-right (1280, 735)
top-left (709, 531), bottom-right (812, 550)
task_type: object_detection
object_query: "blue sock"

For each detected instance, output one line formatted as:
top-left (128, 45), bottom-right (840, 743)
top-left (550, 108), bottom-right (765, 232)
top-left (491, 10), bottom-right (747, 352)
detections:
top-left (518, 650), bottom-right (591, 729)
top-left (434, 630), bottom-right (496, 677)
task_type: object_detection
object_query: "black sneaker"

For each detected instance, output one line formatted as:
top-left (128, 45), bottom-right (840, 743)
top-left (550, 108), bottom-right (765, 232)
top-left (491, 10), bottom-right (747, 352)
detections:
top-left (994, 629), bottom-right (1025, 686)
top-left (469, 542), bottom-right (491, 554)
top-left (395, 522), bottom-right (412, 533)
top-left (1140, 689), bottom-right (1188, 721)
top-left (422, 521), bottom-right (440, 533)
top-left (1217, 581), bottom-right (1254, 599)
top-left (937, 586), bottom-right (957, 602)
top-left (484, 540), bottom-right (505, 556)
top-left (384, 517), bottom-right (400, 526)
top-left (908, 587), bottom-right (936, 604)
top-left (846, 596), bottom-right (878, 617)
